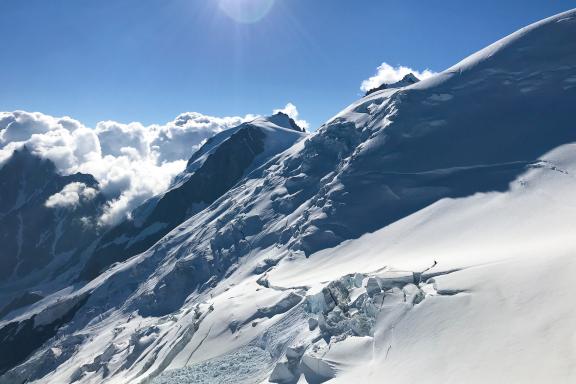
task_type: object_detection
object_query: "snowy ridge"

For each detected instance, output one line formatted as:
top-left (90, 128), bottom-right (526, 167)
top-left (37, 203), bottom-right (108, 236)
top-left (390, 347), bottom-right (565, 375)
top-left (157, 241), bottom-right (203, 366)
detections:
top-left (1, 9), bottom-right (576, 384)
top-left (78, 114), bottom-right (306, 281)
top-left (364, 73), bottom-right (420, 95)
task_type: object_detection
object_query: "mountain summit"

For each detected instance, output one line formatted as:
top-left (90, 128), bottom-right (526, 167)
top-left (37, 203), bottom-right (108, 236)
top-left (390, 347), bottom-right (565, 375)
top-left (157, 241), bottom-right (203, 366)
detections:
top-left (266, 112), bottom-right (306, 132)
top-left (364, 72), bottom-right (420, 95)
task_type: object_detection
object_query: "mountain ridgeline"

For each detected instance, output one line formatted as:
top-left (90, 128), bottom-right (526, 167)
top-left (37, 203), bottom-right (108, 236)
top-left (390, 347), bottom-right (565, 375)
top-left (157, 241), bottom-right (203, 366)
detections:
top-left (80, 113), bottom-right (306, 280)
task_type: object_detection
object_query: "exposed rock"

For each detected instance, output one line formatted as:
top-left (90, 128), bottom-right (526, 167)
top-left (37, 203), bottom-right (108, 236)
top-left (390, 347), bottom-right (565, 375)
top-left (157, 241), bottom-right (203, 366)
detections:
top-left (364, 73), bottom-right (421, 96)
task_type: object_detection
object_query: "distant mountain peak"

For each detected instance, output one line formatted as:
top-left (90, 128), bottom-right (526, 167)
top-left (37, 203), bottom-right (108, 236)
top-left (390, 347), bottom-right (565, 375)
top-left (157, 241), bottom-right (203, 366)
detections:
top-left (365, 72), bottom-right (421, 96)
top-left (265, 112), bottom-right (306, 132)
top-left (3, 145), bottom-right (56, 178)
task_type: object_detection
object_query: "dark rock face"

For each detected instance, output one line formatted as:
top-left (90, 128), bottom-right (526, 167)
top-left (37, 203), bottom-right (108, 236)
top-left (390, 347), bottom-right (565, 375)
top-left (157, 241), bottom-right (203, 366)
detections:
top-left (0, 292), bottom-right (44, 319)
top-left (0, 148), bottom-right (103, 283)
top-left (0, 294), bottom-right (89, 376)
top-left (80, 124), bottom-right (268, 280)
top-left (267, 112), bottom-right (306, 132)
top-left (365, 73), bottom-right (421, 96)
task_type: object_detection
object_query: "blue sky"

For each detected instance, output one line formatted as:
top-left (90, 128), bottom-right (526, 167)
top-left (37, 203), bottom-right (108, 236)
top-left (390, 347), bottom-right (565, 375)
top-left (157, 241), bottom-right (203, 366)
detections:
top-left (0, 0), bottom-right (573, 130)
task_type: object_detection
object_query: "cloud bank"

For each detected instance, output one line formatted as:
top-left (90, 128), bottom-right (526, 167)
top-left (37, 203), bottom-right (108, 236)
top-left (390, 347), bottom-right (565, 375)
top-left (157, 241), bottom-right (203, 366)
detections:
top-left (0, 110), bottom-right (261, 225)
top-left (360, 62), bottom-right (437, 93)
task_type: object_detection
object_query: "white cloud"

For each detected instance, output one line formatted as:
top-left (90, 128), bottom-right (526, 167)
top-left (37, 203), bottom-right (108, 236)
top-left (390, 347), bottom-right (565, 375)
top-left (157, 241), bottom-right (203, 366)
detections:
top-left (96, 159), bottom-right (186, 226)
top-left (45, 182), bottom-right (98, 209)
top-left (273, 103), bottom-right (309, 130)
top-left (151, 112), bottom-right (255, 163)
top-left (0, 111), bottom-right (59, 143)
top-left (0, 108), bottom-right (283, 226)
top-left (95, 121), bottom-right (152, 159)
top-left (360, 62), bottom-right (437, 93)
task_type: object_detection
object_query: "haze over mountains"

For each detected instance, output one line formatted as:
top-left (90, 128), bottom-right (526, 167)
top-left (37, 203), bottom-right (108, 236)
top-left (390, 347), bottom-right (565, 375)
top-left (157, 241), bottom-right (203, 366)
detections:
top-left (1, 8), bottom-right (576, 384)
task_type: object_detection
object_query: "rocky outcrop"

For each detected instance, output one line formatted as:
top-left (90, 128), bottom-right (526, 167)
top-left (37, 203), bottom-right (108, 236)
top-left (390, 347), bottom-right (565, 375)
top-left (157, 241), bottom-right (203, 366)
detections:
top-left (365, 73), bottom-right (420, 95)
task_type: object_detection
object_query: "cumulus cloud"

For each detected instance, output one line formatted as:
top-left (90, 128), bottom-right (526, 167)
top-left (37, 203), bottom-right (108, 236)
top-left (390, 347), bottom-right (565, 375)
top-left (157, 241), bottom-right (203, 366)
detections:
top-left (97, 159), bottom-right (186, 226)
top-left (273, 103), bottom-right (309, 130)
top-left (45, 182), bottom-right (98, 209)
top-left (95, 121), bottom-right (152, 159)
top-left (360, 62), bottom-right (437, 93)
top-left (151, 112), bottom-right (254, 163)
top-left (0, 112), bottom-right (89, 171)
top-left (0, 106), bottom-right (299, 226)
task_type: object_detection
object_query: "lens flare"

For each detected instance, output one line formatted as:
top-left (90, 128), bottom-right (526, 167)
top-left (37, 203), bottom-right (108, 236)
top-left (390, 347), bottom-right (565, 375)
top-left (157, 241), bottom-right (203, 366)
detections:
top-left (218, 0), bottom-right (275, 23)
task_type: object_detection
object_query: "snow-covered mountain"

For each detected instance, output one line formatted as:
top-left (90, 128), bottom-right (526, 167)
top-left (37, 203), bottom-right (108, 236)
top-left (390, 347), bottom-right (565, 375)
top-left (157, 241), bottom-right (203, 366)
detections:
top-left (0, 147), bottom-right (105, 296)
top-left (79, 113), bottom-right (306, 281)
top-left (1, 8), bottom-right (576, 384)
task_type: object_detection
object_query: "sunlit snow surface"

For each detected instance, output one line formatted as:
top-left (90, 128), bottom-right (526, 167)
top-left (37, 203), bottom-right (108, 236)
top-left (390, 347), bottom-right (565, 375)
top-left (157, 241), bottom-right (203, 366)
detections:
top-left (2, 8), bottom-right (576, 384)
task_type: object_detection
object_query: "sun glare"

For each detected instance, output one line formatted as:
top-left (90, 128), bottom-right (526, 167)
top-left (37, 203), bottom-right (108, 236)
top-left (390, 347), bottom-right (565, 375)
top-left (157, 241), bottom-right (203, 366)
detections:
top-left (218, 0), bottom-right (276, 23)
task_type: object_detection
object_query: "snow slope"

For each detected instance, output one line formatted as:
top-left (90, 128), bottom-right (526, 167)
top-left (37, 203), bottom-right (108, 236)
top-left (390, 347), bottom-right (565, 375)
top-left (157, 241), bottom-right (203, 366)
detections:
top-left (79, 113), bottom-right (306, 280)
top-left (2, 8), bottom-right (576, 384)
top-left (270, 143), bottom-right (576, 384)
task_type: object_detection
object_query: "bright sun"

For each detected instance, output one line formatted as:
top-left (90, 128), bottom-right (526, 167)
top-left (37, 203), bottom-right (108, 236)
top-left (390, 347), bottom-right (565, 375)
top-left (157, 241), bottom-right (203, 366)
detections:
top-left (218, 0), bottom-right (276, 23)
